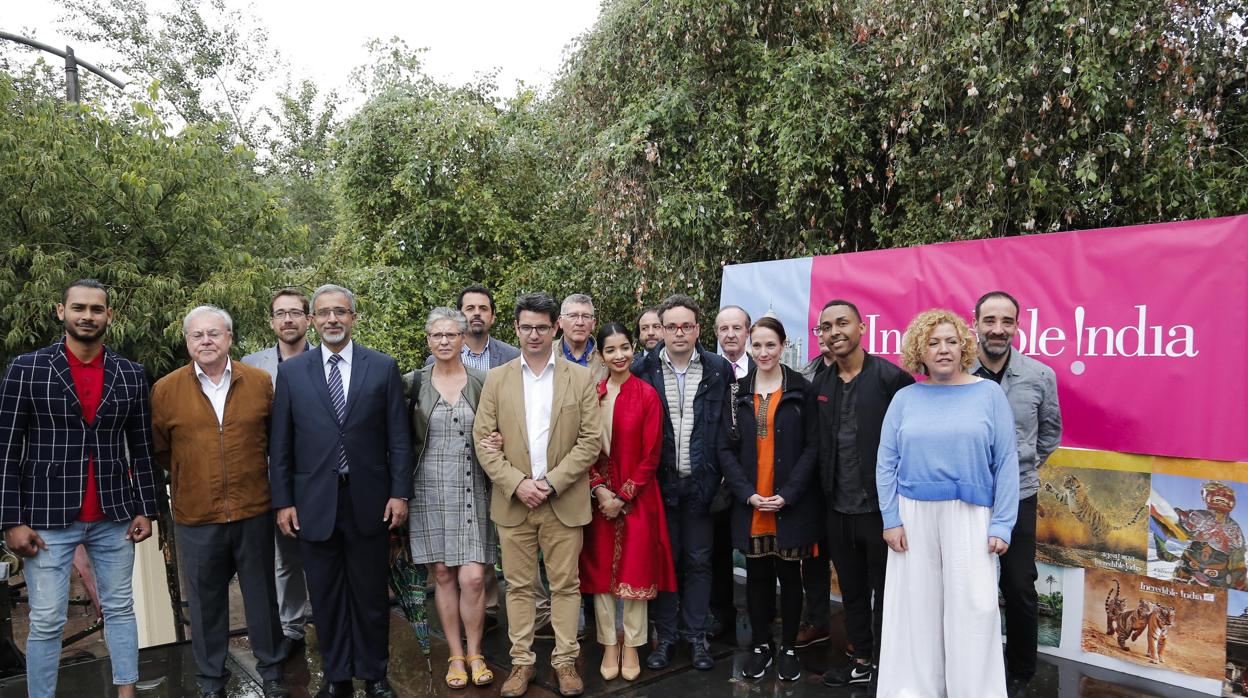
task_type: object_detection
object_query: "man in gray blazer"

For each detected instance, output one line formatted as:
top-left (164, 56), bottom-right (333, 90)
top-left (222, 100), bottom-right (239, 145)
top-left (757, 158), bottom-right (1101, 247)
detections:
top-left (425, 284), bottom-right (520, 370)
top-left (242, 288), bottom-right (314, 647)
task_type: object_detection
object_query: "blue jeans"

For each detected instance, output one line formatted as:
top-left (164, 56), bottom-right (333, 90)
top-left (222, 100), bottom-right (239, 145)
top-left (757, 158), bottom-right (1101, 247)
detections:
top-left (24, 520), bottom-right (138, 697)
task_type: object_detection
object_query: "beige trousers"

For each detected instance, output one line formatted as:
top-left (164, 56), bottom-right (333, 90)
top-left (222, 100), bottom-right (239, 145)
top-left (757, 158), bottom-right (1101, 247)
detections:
top-left (498, 501), bottom-right (583, 667)
top-left (593, 594), bottom-right (647, 647)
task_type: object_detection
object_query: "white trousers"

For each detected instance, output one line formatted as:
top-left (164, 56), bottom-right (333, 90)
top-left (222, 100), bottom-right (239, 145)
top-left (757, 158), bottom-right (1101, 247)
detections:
top-left (877, 497), bottom-right (1006, 698)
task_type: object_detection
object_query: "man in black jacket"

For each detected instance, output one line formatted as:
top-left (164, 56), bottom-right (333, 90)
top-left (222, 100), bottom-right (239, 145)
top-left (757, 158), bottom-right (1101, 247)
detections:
top-left (632, 294), bottom-right (732, 671)
top-left (812, 300), bottom-right (914, 688)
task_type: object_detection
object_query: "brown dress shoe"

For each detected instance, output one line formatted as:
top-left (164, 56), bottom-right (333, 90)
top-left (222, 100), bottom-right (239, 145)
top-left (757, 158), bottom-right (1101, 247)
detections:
top-left (553, 664), bottom-right (584, 696)
top-left (500, 665), bottom-right (535, 697)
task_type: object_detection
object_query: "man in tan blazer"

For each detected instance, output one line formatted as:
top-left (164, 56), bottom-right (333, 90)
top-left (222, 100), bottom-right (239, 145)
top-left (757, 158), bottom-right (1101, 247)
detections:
top-left (474, 292), bottom-right (600, 697)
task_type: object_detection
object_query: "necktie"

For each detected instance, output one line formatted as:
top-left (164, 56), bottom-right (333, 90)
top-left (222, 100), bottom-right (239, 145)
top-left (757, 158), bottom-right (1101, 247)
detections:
top-left (327, 354), bottom-right (349, 474)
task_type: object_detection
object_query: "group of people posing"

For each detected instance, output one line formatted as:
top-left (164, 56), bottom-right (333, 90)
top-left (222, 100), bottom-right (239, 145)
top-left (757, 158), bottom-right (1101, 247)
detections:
top-left (0, 278), bottom-right (1060, 698)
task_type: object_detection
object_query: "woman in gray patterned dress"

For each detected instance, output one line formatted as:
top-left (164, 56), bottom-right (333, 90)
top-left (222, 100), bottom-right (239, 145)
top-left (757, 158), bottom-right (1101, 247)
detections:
top-left (404, 308), bottom-right (497, 688)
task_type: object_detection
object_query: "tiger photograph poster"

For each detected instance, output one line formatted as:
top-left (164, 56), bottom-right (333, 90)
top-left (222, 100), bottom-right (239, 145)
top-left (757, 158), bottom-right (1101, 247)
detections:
top-left (1081, 568), bottom-right (1226, 680)
top-left (1037, 450), bottom-right (1151, 574)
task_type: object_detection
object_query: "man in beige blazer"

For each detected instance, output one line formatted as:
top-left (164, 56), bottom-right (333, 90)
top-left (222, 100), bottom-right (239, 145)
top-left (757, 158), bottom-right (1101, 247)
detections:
top-left (474, 292), bottom-right (601, 697)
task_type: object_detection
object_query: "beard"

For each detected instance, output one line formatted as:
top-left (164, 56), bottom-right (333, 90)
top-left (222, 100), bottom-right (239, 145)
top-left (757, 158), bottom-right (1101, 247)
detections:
top-left (981, 338), bottom-right (1011, 358)
top-left (64, 319), bottom-right (106, 343)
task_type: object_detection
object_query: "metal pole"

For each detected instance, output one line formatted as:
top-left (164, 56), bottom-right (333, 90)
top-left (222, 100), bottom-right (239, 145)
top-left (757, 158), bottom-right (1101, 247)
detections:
top-left (0, 30), bottom-right (126, 93)
top-left (64, 46), bottom-right (80, 103)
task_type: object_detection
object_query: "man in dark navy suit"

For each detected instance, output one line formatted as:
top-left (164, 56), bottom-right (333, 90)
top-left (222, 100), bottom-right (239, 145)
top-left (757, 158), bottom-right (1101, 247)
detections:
top-left (269, 284), bottom-right (413, 698)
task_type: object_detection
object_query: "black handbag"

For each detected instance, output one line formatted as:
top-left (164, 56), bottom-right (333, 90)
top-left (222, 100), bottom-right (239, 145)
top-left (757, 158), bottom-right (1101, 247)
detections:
top-left (709, 381), bottom-right (741, 513)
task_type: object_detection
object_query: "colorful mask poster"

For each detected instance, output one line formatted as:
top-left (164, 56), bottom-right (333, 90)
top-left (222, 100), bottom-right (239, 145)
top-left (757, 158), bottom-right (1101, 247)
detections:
top-left (1082, 568), bottom-right (1225, 679)
top-left (1147, 458), bottom-right (1248, 591)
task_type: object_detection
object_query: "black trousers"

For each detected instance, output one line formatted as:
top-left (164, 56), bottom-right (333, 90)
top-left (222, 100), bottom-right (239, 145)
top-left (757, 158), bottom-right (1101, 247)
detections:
top-left (826, 509), bottom-right (887, 664)
top-left (300, 484), bottom-right (391, 682)
top-left (745, 555), bottom-right (803, 648)
top-left (709, 506), bottom-right (737, 628)
top-left (178, 514), bottom-right (285, 693)
top-left (801, 543), bottom-right (830, 630)
top-left (1000, 495), bottom-right (1039, 681)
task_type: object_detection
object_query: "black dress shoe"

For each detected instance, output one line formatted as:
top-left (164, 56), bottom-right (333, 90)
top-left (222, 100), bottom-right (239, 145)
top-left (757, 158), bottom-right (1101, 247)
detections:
top-left (646, 640), bottom-right (676, 670)
top-left (314, 680), bottom-right (354, 697)
top-left (690, 638), bottom-right (714, 670)
top-left (364, 677), bottom-right (397, 697)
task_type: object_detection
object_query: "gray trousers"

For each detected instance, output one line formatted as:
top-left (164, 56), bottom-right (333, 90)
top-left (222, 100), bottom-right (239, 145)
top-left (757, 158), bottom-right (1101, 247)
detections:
top-left (178, 514), bottom-right (286, 692)
top-left (274, 519), bottom-right (311, 639)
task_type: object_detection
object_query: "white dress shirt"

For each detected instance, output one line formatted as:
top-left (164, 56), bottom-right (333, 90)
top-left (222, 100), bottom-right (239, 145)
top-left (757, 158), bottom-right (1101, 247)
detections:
top-left (321, 341), bottom-right (354, 402)
top-left (725, 351), bottom-right (750, 379)
top-left (194, 358), bottom-right (233, 425)
top-left (521, 350), bottom-right (557, 481)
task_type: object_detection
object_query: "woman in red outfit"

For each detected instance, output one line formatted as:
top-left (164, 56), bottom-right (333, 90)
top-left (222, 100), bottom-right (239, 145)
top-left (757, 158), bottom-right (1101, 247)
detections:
top-left (579, 322), bottom-right (677, 682)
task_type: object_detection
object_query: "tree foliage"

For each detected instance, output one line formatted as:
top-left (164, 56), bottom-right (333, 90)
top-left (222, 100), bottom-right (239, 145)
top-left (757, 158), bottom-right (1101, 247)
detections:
top-left (0, 76), bottom-right (294, 372)
top-left (556, 0), bottom-right (1248, 306)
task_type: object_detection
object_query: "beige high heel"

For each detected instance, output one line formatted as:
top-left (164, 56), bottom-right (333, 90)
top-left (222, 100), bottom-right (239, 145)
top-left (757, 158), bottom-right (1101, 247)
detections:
top-left (600, 644), bottom-right (621, 680)
top-left (620, 645), bottom-right (641, 681)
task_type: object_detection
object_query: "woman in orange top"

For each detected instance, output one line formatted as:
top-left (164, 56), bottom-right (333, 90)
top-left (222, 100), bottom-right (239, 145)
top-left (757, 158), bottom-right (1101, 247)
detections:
top-left (717, 316), bottom-right (822, 682)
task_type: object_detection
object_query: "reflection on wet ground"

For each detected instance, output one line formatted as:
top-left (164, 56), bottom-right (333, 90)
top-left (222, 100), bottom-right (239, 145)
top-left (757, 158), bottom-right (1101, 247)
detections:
top-left (0, 576), bottom-right (1216, 697)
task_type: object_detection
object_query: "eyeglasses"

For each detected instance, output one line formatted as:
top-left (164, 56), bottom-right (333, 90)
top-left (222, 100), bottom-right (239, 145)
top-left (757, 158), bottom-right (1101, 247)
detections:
top-left (517, 324), bottom-right (554, 336)
top-left (562, 313), bottom-right (596, 322)
top-left (272, 309), bottom-right (306, 320)
top-left (187, 329), bottom-right (227, 341)
top-left (314, 307), bottom-right (354, 319)
top-left (663, 323), bottom-right (698, 334)
top-left (812, 324), bottom-right (834, 336)
top-left (428, 332), bottom-right (462, 342)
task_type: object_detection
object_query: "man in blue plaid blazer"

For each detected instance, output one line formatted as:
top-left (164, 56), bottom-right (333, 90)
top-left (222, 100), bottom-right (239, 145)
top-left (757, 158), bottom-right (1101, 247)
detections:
top-left (0, 279), bottom-right (160, 698)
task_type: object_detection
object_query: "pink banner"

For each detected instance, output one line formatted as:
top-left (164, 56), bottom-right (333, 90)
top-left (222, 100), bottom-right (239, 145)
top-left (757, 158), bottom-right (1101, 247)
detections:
top-left (805, 215), bottom-right (1248, 463)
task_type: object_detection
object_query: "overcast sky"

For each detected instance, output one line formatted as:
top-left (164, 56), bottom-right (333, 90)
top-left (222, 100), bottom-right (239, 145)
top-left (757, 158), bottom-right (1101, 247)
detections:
top-left (3, 0), bottom-right (603, 98)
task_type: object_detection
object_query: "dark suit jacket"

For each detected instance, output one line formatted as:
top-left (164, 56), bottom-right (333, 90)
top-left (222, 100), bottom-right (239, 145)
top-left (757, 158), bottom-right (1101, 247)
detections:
top-left (810, 352), bottom-right (915, 504)
top-left (0, 340), bottom-right (159, 529)
top-left (632, 344), bottom-right (732, 514)
top-left (269, 342), bottom-right (413, 542)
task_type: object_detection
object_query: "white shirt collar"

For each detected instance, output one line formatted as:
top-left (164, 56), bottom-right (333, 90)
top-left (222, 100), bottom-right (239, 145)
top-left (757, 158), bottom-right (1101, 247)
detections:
top-left (321, 340), bottom-right (354, 366)
top-left (194, 358), bottom-right (232, 386)
top-left (723, 351), bottom-right (750, 373)
top-left (521, 349), bottom-right (557, 377)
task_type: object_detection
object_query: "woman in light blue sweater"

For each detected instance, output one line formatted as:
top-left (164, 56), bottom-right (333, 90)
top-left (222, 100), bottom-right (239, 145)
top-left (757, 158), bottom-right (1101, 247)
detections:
top-left (875, 309), bottom-right (1019, 698)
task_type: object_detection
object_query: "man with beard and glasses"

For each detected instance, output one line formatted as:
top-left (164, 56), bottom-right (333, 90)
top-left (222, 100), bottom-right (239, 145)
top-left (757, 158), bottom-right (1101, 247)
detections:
top-left (0, 279), bottom-right (159, 698)
top-left (269, 284), bottom-right (413, 698)
top-left (243, 287), bottom-right (314, 648)
top-left (971, 291), bottom-right (1061, 698)
top-left (426, 284), bottom-right (520, 371)
top-left (812, 299), bottom-right (914, 690)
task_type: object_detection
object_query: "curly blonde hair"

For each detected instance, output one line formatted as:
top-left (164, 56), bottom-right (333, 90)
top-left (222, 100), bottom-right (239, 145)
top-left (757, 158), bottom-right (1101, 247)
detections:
top-left (899, 309), bottom-right (977, 375)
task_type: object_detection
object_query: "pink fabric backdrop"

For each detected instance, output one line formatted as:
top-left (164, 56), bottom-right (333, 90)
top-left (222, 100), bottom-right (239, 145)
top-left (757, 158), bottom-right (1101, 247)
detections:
top-left (805, 215), bottom-right (1248, 463)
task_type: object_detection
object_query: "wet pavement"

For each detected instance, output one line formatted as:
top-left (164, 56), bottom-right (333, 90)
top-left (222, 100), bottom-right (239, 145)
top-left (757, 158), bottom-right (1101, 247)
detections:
top-left (0, 575), bottom-right (1217, 697)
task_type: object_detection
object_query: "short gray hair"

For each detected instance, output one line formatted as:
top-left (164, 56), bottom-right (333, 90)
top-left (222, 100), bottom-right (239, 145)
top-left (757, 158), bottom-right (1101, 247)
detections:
top-left (425, 307), bottom-right (468, 334)
top-left (561, 293), bottom-right (595, 314)
top-left (311, 284), bottom-right (357, 313)
top-left (183, 305), bottom-right (233, 334)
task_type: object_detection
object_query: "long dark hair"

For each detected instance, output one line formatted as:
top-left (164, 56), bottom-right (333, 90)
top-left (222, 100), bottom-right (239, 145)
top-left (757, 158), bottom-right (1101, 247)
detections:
top-left (596, 322), bottom-right (634, 349)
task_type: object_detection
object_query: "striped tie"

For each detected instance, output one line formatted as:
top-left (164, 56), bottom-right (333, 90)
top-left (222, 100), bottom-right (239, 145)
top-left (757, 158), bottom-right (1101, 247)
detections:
top-left (327, 354), bottom-right (349, 474)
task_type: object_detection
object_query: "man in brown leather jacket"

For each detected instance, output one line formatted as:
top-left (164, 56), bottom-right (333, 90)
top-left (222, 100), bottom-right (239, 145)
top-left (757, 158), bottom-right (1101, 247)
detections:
top-left (151, 305), bottom-right (289, 698)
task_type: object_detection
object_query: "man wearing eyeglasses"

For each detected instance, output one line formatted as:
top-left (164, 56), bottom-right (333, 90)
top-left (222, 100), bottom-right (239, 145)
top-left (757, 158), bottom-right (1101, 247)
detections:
top-left (152, 306), bottom-right (289, 698)
top-left (558, 294), bottom-right (598, 367)
top-left (269, 284), bottom-right (413, 698)
top-left (632, 294), bottom-right (732, 671)
top-left (242, 287), bottom-right (314, 649)
top-left (474, 292), bottom-right (600, 697)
